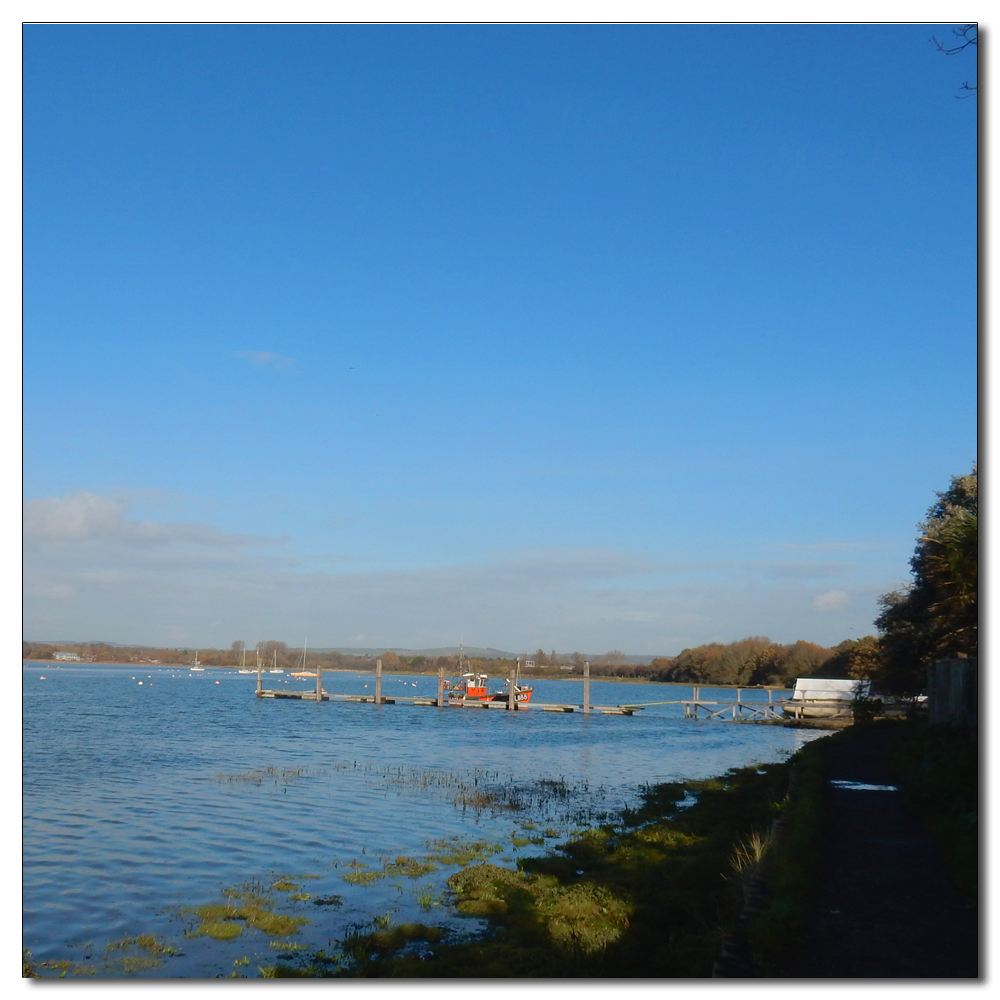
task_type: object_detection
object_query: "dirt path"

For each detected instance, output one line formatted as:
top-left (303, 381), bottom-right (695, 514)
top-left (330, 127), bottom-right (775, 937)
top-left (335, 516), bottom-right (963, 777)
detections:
top-left (784, 726), bottom-right (978, 978)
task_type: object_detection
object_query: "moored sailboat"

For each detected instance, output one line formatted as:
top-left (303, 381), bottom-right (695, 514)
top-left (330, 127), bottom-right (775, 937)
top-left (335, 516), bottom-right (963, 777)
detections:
top-left (268, 648), bottom-right (284, 674)
top-left (291, 638), bottom-right (317, 678)
top-left (237, 642), bottom-right (255, 673)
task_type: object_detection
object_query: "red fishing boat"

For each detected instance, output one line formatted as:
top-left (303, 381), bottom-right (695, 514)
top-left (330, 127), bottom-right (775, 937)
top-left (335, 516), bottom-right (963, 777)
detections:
top-left (447, 672), bottom-right (495, 703)
top-left (445, 645), bottom-right (534, 706)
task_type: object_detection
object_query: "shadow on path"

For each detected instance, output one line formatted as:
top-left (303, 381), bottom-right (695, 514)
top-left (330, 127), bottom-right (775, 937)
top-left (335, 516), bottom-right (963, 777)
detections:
top-left (785, 725), bottom-right (978, 978)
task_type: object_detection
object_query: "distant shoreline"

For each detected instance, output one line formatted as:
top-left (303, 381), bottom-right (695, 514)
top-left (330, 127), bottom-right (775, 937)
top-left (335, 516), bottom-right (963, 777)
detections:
top-left (21, 659), bottom-right (789, 690)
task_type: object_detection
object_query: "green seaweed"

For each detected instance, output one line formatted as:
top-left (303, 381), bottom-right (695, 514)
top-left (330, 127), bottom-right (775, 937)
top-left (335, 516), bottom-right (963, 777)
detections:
top-left (106, 933), bottom-right (179, 956)
top-left (187, 886), bottom-right (310, 940)
top-left (425, 836), bottom-right (504, 866)
top-left (196, 920), bottom-right (244, 941)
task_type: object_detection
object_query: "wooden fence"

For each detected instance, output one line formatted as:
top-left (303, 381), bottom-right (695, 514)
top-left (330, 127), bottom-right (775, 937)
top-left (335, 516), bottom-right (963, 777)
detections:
top-left (928, 658), bottom-right (978, 726)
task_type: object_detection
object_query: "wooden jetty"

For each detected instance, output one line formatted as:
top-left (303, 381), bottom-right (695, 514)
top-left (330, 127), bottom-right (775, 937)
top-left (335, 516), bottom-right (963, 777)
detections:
top-left (254, 663), bottom-right (793, 720)
top-left (255, 658), bottom-right (642, 715)
top-left (678, 686), bottom-right (784, 721)
top-left (616, 686), bottom-right (788, 722)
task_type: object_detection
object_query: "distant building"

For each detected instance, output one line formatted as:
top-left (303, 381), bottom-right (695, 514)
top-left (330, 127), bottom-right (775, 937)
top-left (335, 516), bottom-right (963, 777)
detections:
top-left (53, 652), bottom-right (81, 661)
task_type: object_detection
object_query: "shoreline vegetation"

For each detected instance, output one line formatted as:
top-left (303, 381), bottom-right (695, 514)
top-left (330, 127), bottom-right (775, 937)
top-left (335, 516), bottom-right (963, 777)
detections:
top-left (24, 716), bottom-right (973, 978)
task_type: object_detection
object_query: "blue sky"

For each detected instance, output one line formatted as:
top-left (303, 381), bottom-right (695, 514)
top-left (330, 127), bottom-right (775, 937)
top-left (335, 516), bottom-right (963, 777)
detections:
top-left (22, 23), bottom-right (977, 654)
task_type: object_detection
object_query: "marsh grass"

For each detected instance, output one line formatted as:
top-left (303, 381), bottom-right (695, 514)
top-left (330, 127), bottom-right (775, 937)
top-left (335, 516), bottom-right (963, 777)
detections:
top-left (216, 766), bottom-right (306, 787)
top-left (117, 956), bottom-right (164, 973)
top-left (27, 958), bottom-right (98, 979)
top-left (729, 828), bottom-right (773, 877)
top-left (328, 762), bottom-right (793, 977)
top-left (186, 885), bottom-right (310, 940)
top-left (24, 931), bottom-right (183, 978)
top-left (106, 933), bottom-right (179, 956)
top-left (425, 836), bottom-right (504, 866)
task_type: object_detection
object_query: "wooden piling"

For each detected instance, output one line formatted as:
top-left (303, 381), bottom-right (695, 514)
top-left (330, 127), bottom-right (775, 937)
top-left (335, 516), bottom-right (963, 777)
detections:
top-left (257, 665), bottom-right (263, 697)
top-left (437, 665), bottom-right (445, 707)
top-left (508, 660), bottom-right (517, 710)
top-left (583, 660), bottom-right (590, 715)
top-left (375, 658), bottom-right (383, 705)
top-left (316, 664), bottom-right (323, 703)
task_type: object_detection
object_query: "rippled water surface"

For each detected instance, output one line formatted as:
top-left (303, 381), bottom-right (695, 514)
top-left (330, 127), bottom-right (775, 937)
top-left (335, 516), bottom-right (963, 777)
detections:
top-left (23, 663), bottom-right (821, 977)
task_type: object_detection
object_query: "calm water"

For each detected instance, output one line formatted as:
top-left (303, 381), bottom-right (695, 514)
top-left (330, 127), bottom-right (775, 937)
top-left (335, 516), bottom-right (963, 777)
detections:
top-left (23, 663), bottom-right (821, 977)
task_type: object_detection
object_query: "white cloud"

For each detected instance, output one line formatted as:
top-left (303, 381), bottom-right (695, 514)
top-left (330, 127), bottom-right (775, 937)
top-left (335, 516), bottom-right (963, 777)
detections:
top-left (236, 350), bottom-right (294, 370)
top-left (811, 590), bottom-right (849, 612)
top-left (23, 492), bottom-right (278, 549)
top-left (24, 492), bottom-right (128, 542)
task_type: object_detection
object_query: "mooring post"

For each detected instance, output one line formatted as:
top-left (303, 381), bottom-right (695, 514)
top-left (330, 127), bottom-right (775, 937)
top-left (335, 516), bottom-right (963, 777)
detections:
top-left (583, 660), bottom-right (590, 715)
top-left (437, 665), bottom-right (445, 707)
top-left (256, 665), bottom-right (263, 697)
top-left (375, 658), bottom-right (383, 704)
top-left (316, 664), bottom-right (323, 703)
top-left (508, 660), bottom-right (517, 710)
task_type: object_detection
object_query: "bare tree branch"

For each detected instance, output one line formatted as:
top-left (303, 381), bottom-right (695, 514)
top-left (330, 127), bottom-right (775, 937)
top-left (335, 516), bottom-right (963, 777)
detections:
top-left (931, 23), bottom-right (978, 97)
